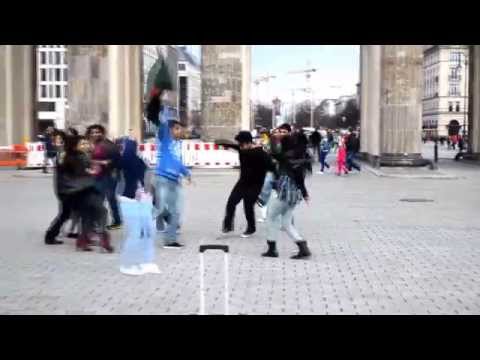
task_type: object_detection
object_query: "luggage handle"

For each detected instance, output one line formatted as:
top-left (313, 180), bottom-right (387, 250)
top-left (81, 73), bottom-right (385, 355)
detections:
top-left (199, 245), bottom-right (229, 253)
top-left (199, 244), bottom-right (229, 315)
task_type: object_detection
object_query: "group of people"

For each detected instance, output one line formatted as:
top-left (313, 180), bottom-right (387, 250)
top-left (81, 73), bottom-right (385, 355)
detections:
top-left (44, 125), bottom-right (146, 254)
top-left (218, 123), bottom-right (313, 259)
top-left (43, 86), bottom-right (366, 272)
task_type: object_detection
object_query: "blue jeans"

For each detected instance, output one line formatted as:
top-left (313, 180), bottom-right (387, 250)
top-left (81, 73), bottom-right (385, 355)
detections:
top-left (320, 151), bottom-right (330, 172)
top-left (347, 152), bottom-right (361, 171)
top-left (258, 172), bottom-right (275, 205)
top-left (154, 176), bottom-right (181, 244)
top-left (119, 197), bottom-right (155, 267)
top-left (266, 194), bottom-right (303, 243)
top-left (96, 175), bottom-right (122, 225)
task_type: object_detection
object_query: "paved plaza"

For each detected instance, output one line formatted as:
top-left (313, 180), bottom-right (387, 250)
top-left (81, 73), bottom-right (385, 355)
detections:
top-left (1, 155), bottom-right (480, 315)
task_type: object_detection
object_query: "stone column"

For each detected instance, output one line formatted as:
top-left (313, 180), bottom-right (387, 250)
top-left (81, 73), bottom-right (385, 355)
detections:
top-left (109, 45), bottom-right (143, 140)
top-left (201, 45), bottom-right (251, 141)
top-left (66, 46), bottom-right (110, 134)
top-left (360, 45), bottom-right (428, 167)
top-left (0, 45), bottom-right (34, 146)
top-left (360, 45), bottom-right (382, 167)
top-left (467, 45), bottom-right (480, 158)
top-left (67, 45), bottom-right (143, 140)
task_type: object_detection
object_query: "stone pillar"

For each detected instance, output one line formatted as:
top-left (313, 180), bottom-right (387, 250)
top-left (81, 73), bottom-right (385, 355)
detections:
top-left (201, 45), bottom-right (251, 141)
top-left (467, 45), bottom-right (480, 158)
top-left (360, 45), bottom-right (428, 167)
top-left (0, 45), bottom-right (34, 146)
top-left (66, 46), bottom-right (110, 134)
top-left (109, 45), bottom-right (143, 140)
top-left (67, 45), bottom-right (143, 140)
top-left (360, 45), bottom-right (382, 167)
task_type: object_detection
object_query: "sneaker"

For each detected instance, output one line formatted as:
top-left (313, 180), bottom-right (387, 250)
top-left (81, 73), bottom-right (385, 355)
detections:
top-left (120, 265), bottom-right (144, 276)
top-left (241, 231), bottom-right (255, 238)
top-left (67, 233), bottom-right (79, 239)
top-left (139, 263), bottom-right (162, 274)
top-left (257, 218), bottom-right (266, 223)
top-left (107, 224), bottom-right (122, 231)
top-left (316, 171), bottom-right (324, 175)
top-left (163, 242), bottom-right (184, 249)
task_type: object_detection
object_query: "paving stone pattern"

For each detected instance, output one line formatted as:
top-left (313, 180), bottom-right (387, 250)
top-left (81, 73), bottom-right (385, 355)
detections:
top-left (1, 156), bottom-right (480, 314)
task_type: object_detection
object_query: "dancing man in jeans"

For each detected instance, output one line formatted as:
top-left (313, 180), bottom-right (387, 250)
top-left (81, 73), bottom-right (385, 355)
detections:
top-left (153, 106), bottom-right (191, 249)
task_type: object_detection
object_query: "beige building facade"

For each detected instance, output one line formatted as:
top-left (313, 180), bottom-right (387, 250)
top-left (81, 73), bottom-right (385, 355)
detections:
top-left (423, 45), bottom-right (469, 138)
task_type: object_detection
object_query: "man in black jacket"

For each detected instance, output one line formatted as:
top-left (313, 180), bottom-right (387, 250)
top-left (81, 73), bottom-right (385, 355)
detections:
top-left (216, 131), bottom-right (276, 238)
top-left (346, 131), bottom-right (361, 172)
top-left (309, 129), bottom-right (321, 162)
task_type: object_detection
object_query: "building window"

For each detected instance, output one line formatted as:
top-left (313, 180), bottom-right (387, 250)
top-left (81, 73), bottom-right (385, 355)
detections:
top-left (456, 102), bottom-right (461, 112)
top-left (450, 51), bottom-right (462, 65)
top-left (48, 52), bottom-right (53, 65)
top-left (448, 102), bottom-right (453, 112)
top-left (40, 52), bottom-right (46, 65)
top-left (40, 69), bottom-right (46, 81)
top-left (63, 68), bottom-right (68, 82)
top-left (449, 84), bottom-right (461, 96)
top-left (41, 85), bottom-right (47, 98)
top-left (64, 86), bottom-right (68, 99)
top-left (55, 52), bottom-right (61, 65)
top-left (55, 68), bottom-right (61, 82)
top-left (56, 85), bottom-right (61, 98)
top-left (178, 63), bottom-right (186, 71)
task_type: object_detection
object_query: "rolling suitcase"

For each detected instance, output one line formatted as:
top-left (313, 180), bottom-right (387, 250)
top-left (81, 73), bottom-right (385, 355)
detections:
top-left (199, 245), bottom-right (230, 315)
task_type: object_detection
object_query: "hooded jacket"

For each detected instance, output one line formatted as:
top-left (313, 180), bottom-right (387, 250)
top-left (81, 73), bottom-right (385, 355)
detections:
top-left (155, 108), bottom-right (191, 182)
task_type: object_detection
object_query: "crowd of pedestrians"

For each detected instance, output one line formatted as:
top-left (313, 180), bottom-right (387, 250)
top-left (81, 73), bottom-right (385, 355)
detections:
top-left (42, 85), bottom-right (365, 275)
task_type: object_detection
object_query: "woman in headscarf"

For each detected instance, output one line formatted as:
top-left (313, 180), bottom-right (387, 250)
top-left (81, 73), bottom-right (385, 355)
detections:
top-left (120, 138), bottom-right (147, 199)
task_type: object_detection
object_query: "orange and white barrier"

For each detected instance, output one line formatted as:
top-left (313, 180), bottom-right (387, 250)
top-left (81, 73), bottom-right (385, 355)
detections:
top-left (140, 140), bottom-right (240, 169)
top-left (182, 141), bottom-right (239, 169)
top-left (138, 143), bottom-right (157, 168)
top-left (24, 142), bottom-right (51, 169)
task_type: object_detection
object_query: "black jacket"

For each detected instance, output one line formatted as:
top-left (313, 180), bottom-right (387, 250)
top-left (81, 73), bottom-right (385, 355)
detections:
top-left (216, 141), bottom-right (277, 188)
top-left (346, 135), bottom-right (360, 153)
top-left (310, 131), bottom-right (321, 146)
top-left (57, 152), bottom-right (95, 196)
top-left (272, 135), bottom-right (311, 199)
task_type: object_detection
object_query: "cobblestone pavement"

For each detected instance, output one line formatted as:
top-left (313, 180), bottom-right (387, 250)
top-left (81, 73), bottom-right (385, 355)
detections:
top-left (1, 157), bottom-right (480, 315)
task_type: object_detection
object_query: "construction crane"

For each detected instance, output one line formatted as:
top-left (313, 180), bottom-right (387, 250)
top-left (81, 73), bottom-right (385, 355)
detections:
top-left (287, 68), bottom-right (318, 128)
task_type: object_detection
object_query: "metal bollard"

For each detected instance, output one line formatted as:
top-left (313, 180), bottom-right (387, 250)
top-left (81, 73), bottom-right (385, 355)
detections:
top-left (434, 139), bottom-right (438, 163)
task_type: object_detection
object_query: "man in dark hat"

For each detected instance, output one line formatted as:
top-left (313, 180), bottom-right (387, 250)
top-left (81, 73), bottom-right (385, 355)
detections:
top-left (216, 131), bottom-right (276, 238)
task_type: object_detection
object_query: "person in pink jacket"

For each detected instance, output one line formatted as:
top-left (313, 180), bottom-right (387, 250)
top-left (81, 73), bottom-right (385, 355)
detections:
top-left (336, 137), bottom-right (349, 176)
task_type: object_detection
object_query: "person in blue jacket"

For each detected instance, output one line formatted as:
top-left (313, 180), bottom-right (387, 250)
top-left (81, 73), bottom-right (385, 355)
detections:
top-left (152, 105), bottom-right (192, 249)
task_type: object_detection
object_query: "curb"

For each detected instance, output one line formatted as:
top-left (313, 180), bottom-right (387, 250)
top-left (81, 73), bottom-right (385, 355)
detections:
top-left (362, 163), bottom-right (461, 180)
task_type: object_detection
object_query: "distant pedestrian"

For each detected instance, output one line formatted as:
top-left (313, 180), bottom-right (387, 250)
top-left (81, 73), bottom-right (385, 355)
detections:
top-left (317, 137), bottom-right (331, 174)
top-left (336, 137), bottom-right (349, 176)
top-left (346, 132), bottom-right (361, 172)
top-left (309, 129), bottom-right (321, 161)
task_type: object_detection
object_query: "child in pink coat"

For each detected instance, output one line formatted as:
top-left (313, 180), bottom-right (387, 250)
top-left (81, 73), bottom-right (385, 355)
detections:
top-left (336, 137), bottom-right (349, 176)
